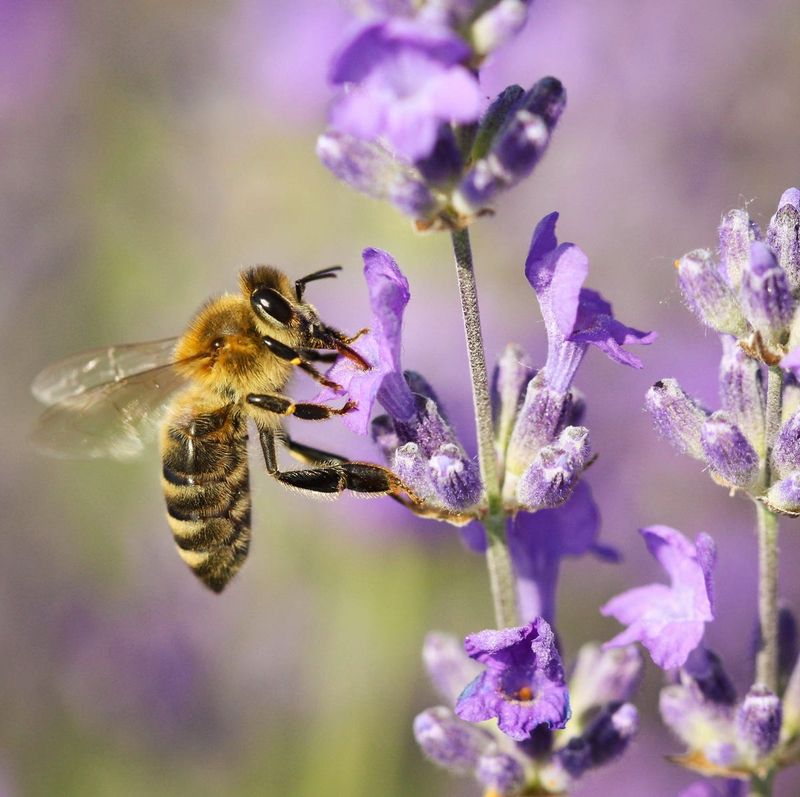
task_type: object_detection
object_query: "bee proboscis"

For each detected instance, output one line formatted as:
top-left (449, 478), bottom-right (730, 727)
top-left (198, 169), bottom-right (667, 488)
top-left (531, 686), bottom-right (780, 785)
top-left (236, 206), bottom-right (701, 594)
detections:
top-left (32, 265), bottom-right (415, 592)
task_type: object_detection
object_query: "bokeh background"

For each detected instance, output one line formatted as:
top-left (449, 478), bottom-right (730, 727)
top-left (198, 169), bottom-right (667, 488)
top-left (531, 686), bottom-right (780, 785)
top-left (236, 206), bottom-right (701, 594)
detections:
top-left (3, 0), bottom-right (800, 795)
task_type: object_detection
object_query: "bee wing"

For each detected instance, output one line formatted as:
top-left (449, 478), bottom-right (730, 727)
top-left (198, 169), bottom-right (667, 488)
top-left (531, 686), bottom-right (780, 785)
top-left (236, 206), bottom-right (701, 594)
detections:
top-left (31, 359), bottom-right (194, 460)
top-left (31, 338), bottom-right (180, 406)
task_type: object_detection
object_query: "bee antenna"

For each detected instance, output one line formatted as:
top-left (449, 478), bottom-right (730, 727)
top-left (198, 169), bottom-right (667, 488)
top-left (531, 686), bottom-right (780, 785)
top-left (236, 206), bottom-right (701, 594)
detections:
top-left (295, 265), bottom-right (342, 300)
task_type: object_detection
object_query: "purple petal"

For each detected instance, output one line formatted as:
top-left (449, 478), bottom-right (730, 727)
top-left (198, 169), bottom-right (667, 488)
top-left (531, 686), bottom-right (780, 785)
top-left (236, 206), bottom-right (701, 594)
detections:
top-left (316, 248), bottom-right (413, 434)
top-left (569, 288), bottom-right (657, 368)
top-left (329, 19), bottom-right (471, 85)
top-left (601, 526), bottom-right (716, 669)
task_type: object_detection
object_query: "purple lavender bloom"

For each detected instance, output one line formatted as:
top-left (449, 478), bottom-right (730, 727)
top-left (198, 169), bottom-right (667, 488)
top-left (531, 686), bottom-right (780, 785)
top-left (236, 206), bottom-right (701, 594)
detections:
top-left (737, 685), bottom-right (782, 761)
top-left (771, 409), bottom-right (800, 479)
top-left (455, 80), bottom-right (566, 215)
top-left (423, 631), bottom-right (483, 704)
top-left (491, 342), bottom-right (536, 467)
top-left (645, 378), bottom-right (710, 460)
top-left (581, 701), bottom-right (639, 767)
top-left (524, 212), bottom-right (656, 393)
top-left (739, 241), bottom-right (795, 345)
top-left (328, 20), bottom-right (484, 161)
top-left (719, 208), bottom-right (757, 291)
top-left (455, 618), bottom-right (571, 741)
top-left (682, 646), bottom-right (737, 706)
top-left (316, 131), bottom-right (438, 219)
top-left (767, 187), bottom-right (800, 295)
top-left (568, 643), bottom-right (643, 722)
top-left (765, 472), bottom-right (800, 515)
top-left (475, 750), bottom-right (525, 793)
top-left (700, 411), bottom-right (760, 491)
top-left (413, 706), bottom-right (494, 773)
top-left (509, 482), bottom-right (618, 625)
top-left (316, 247), bottom-right (415, 433)
top-left (719, 335), bottom-right (766, 457)
top-left (675, 249), bottom-right (748, 337)
top-left (601, 526), bottom-right (716, 670)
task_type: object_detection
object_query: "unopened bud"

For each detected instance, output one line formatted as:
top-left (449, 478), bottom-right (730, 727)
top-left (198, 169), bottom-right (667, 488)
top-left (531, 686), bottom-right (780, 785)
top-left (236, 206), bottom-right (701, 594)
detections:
top-left (719, 208), bottom-right (758, 290)
top-left (772, 409), bottom-right (800, 479)
top-left (472, 0), bottom-right (529, 55)
top-left (719, 336), bottom-right (766, 457)
top-left (645, 378), bottom-right (709, 460)
top-left (676, 249), bottom-right (748, 336)
top-left (701, 411), bottom-right (760, 491)
top-left (767, 187), bottom-right (800, 295)
top-left (739, 241), bottom-right (794, 345)
top-left (413, 707), bottom-right (492, 773)
top-left (765, 472), bottom-right (800, 515)
top-left (737, 684), bottom-right (781, 760)
top-left (475, 750), bottom-right (525, 794)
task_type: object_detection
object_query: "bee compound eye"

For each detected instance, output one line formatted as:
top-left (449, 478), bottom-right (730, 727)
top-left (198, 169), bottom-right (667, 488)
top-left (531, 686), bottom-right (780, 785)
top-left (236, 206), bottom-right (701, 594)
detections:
top-left (250, 287), bottom-right (294, 326)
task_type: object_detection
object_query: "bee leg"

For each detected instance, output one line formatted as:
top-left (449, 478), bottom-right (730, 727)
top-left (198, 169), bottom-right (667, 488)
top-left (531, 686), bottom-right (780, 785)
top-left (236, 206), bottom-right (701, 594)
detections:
top-left (259, 428), bottom-right (413, 498)
top-left (262, 335), bottom-right (343, 390)
top-left (247, 392), bottom-right (356, 420)
top-left (284, 436), bottom-right (348, 465)
top-left (297, 349), bottom-right (338, 364)
top-left (280, 435), bottom-right (475, 524)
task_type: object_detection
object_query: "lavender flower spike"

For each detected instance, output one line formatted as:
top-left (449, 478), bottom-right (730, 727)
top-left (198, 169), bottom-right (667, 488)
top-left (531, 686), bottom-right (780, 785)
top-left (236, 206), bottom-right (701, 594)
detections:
top-left (328, 19), bottom-right (484, 160)
top-left (456, 618), bottom-right (571, 741)
top-left (601, 526), bottom-right (716, 670)
top-left (316, 247), bottom-right (415, 433)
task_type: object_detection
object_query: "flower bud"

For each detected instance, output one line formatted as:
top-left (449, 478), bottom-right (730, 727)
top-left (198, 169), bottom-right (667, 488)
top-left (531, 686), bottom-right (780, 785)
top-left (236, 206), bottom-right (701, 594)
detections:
top-left (413, 706), bottom-right (492, 773)
top-left (767, 187), bottom-right (800, 296)
top-left (393, 443), bottom-right (436, 502)
top-left (772, 409), bottom-right (800, 479)
top-left (475, 750), bottom-right (525, 794)
top-left (568, 644), bottom-right (644, 723)
top-left (739, 241), bottom-right (794, 345)
top-left (422, 632), bottom-right (482, 704)
top-left (515, 426), bottom-right (590, 510)
top-left (676, 249), bottom-right (749, 336)
top-left (404, 370), bottom-right (444, 408)
top-left (681, 647), bottom-right (736, 706)
top-left (700, 411), bottom-right (760, 491)
top-left (719, 208), bottom-right (757, 290)
top-left (454, 77), bottom-right (565, 213)
top-left (719, 336), bottom-right (766, 457)
top-left (471, 84), bottom-right (525, 161)
top-left (505, 374), bottom-right (572, 478)
top-left (472, 0), bottom-right (529, 55)
top-left (737, 684), bottom-right (781, 760)
top-left (583, 701), bottom-right (639, 767)
top-left (428, 443), bottom-right (483, 510)
top-left (552, 738), bottom-right (591, 780)
top-left (317, 131), bottom-right (438, 220)
top-left (659, 685), bottom-right (737, 768)
top-left (765, 472), bottom-right (800, 515)
top-left (415, 125), bottom-right (463, 188)
top-left (645, 378), bottom-right (709, 460)
top-left (491, 343), bottom-right (536, 463)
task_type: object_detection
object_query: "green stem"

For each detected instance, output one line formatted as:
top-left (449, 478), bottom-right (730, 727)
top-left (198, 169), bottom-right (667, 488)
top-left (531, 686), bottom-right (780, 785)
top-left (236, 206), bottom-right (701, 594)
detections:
top-left (755, 365), bottom-right (783, 693)
top-left (450, 227), bottom-right (519, 629)
top-left (749, 771), bottom-right (774, 797)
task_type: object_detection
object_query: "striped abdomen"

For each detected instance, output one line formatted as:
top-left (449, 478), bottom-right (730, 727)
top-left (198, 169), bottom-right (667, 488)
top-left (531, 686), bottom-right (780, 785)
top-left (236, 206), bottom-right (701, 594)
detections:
top-left (161, 401), bottom-right (251, 592)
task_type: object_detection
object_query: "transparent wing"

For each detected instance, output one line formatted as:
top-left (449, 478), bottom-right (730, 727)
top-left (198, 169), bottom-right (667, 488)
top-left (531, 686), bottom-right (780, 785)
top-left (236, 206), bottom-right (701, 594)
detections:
top-left (31, 360), bottom-right (194, 461)
top-left (32, 338), bottom-right (180, 406)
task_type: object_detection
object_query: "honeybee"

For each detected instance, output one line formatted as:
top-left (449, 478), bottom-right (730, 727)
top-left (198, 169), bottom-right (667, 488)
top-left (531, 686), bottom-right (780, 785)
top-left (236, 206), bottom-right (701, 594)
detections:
top-left (32, 265), bottom-right (414, 592)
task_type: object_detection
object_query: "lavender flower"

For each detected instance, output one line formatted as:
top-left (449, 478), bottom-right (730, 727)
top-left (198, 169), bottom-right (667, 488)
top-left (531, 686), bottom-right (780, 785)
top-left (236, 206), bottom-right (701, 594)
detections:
top-left (502, 212), bottom-right (654, 506)
top-left (317, 247), bottom-right (414, 433)
top-left (415, 628), bottom-right (640, 793)
top-left (328, 20), bottom-right (483, 161)
top-left (601, 526), bottom-right (716, 670)
top-left (455, 618), bottom-right (570, 741)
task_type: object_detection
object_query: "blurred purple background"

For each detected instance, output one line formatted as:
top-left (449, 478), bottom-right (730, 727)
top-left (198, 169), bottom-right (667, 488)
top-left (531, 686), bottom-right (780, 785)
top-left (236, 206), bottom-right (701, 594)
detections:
top-left (2, 0), bottom-right (800, 794)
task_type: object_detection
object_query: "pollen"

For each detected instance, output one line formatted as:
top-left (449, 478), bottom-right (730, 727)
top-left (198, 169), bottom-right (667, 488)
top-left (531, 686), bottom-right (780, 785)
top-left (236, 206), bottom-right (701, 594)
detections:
top-left (673, 258), bottom-right (681, 269)
top-left (516, 686), bottom-right (534, 701)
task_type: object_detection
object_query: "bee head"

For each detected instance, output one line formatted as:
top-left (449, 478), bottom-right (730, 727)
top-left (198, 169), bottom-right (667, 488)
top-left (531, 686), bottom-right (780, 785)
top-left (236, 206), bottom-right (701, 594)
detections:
top-left (240, 265), bottom-right (324, 338)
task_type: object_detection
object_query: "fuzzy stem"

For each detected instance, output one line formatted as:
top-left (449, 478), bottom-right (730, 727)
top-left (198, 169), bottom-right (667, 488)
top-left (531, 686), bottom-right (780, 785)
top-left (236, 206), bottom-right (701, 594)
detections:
top-left (451, 227), bottom-right (519, 629)
top-left (755, 365), bottom-right (783, 694)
